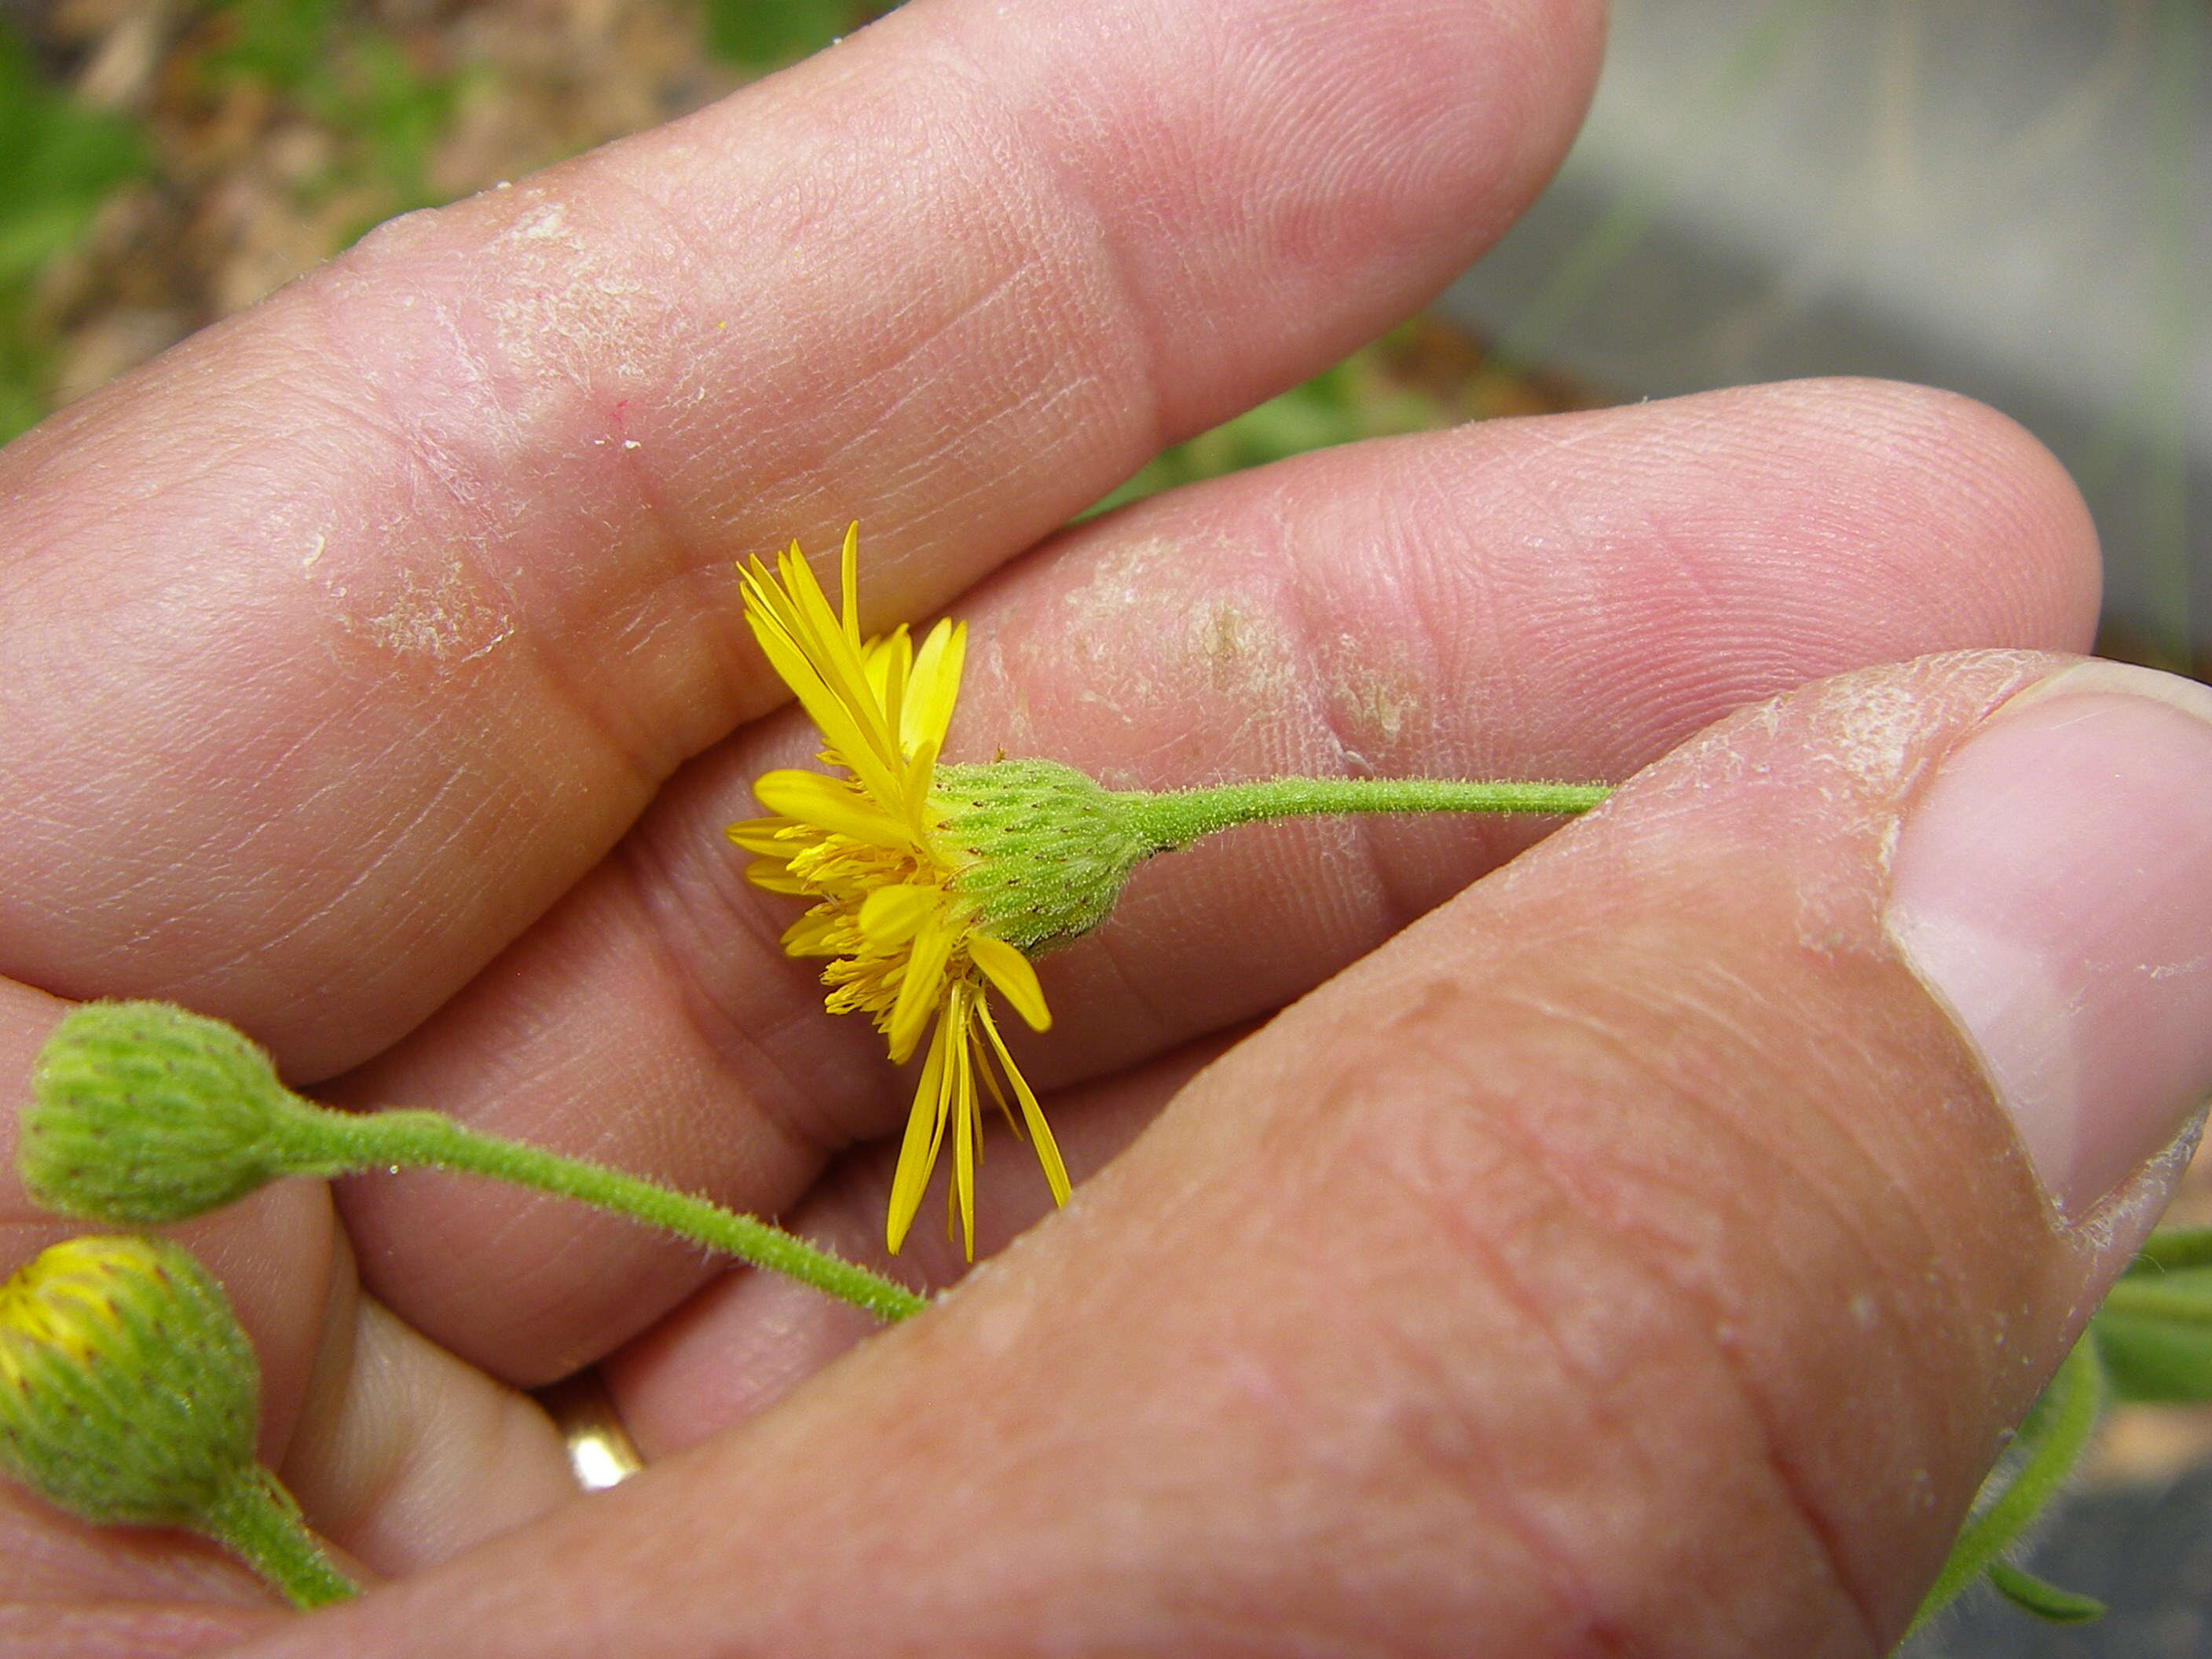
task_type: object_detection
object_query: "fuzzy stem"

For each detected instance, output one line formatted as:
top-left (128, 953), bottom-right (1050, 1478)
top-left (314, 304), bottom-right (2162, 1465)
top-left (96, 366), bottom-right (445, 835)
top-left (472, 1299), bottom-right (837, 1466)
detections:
top-left (199, 1467), bottom-right (356, 1610)
top-left (1117, 777), bottom-right (1611, 854)
top-left (284, 1106), bottom-right (925, 1323)
top-left (1907, 1338), bottom-right (2106, 1635)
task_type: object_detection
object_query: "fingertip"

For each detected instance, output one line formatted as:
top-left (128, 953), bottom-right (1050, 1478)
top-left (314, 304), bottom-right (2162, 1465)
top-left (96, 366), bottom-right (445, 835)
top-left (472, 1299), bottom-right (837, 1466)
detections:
top-left (1888, 660), bottom-right (2212, 1221)
top-left (1761, 377), bottom-right (2103, 650)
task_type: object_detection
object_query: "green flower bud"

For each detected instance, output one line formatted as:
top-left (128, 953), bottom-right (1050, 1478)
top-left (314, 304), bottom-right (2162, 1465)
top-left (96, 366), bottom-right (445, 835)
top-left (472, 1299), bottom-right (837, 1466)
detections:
top-left (0, 1236), bottom-right (356, 1606)
top-left (933, 760), bottom-right (1154, 952)
top-left (0, 1235), bottom-right (258, 1529)
top-left (20, 1002), bottom-right (335, 1225)
top-left (16, 1003), bottom-right (927, 1328)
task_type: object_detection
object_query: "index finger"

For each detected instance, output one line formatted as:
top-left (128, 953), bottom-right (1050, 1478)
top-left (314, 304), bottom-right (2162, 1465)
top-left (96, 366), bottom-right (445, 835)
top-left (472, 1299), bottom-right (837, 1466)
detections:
top-left (0, 0), bottom-right (1602, 1078)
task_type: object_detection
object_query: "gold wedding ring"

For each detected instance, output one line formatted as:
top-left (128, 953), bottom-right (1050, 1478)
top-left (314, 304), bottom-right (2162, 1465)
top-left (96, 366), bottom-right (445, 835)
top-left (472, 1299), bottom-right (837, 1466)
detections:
top-left (537, 1367), bottom-right (646, 1490)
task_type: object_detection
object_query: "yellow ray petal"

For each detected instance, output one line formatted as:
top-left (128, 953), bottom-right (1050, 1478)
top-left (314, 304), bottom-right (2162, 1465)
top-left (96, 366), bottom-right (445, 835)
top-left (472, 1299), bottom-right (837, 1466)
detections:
top-left (950, 1001), bottom-right (977, 1259)
top-left (743, 858), bottom-right (811, 895)
top-left (753, 771), bottom-right (914, 851)
top-left (744, 609), bottom-right (906, 808)
top-left (744, 548), bottom-right (908, 804)
top-left (780, 913), bottom-right (844, 956)
top-left (885, 917), bottom-right (956, 1064)
top-left (969, 933), bottom-right (1051, 1031)
top-left (866, 626), bottom-right (912, 753)
top-left (975, 1045), bottom-right (1020, 1136)
top-left (859, 882), bottom-right (939, 945)
top-left (837, 520), bottom-right (862, 650)
top-left (886, 1007), bottom-right (954, 1254)
top-left (775, 545), bottom-right (900, 768)
top-left (899, 732), bottom-right (942, 823)
top-left (979, 999), bottom-right (1071, 1207)
top-left (726, 817), bottom-right (800, 855)
top-left (903, 618), bottom-right (965, 753)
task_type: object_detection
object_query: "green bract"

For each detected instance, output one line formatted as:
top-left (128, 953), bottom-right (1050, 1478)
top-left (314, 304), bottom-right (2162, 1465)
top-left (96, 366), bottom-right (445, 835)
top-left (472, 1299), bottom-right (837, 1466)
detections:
top-left (936, 759), bottom-right (1152, 952)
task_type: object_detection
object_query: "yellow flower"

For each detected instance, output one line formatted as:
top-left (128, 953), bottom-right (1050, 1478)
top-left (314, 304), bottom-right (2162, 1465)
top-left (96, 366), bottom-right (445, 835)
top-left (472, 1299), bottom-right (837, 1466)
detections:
top-left (0, 1236), bottom-right (262, 1532)
top-left (729, 527), bottom-right (1071, 1258)
top-left (0, 1237), bottom-right (133, 1380)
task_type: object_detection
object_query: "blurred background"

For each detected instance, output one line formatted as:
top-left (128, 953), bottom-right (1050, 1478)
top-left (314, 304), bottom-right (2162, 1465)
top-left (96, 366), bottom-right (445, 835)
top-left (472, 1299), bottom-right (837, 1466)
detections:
top-left (0, 0), bottom-right (2206, 1650)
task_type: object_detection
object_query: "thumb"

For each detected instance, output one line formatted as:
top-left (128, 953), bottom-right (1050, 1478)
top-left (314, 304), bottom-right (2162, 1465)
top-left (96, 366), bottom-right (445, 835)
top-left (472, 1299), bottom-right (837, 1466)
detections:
top-left (231, 650), bottom-right (2212, 1659)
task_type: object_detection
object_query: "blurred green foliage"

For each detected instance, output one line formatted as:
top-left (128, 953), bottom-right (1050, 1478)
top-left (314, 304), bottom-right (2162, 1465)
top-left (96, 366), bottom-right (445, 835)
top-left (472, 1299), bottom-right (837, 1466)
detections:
top-left (2096, 1247), bottom-right (2212, 1403)
top-left (202, 0), bottom-right (468, 229)
top-left (204, 0), bottom-right (340, 90)
top-left (1091, 340), bottom-right (1449, 518)
top-left (703, 0), bottom-right (865, 69)
top-left (0, 18), bottom-right (152, 439)
top-left (2, 2), bottom-right (2210, 1642)
top-left (0, 0), bottom-right (1432, 489)
top-left (0, 0), bottom-right (921, 444)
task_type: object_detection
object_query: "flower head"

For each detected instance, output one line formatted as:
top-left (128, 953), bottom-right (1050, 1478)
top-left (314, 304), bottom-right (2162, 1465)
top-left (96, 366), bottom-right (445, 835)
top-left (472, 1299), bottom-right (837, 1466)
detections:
top-left (0, 1235), bottom-right (258, 1529)
top-left (21, 1000), bottom-right (336, 1225)
top-left (730, 527), bottom-right (1071, 1257)
top-left (0, 1235), bottom-right (357, 1606)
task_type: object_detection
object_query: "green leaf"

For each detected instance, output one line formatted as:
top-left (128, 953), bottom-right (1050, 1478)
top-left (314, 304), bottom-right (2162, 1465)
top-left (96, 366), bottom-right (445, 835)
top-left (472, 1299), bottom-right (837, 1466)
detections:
top-left (2096, 1254), bottom-right (2212, 1398)
top-left (1986, 1561), bottom-right (2106, 1624)
top-left (0, 20), bottom-right (152, 282)
top-left (1910, 1339), bottom-right (2107, 1635)
top-left (2092, 1302), bottom-right (2212, 1401)
top-left (2126, 1225), bottom-right (2212, 1276)
top-left (703, 0), bottom-right (855, 68)
top-left (2099, 1271), bottom-right (2212, 1328)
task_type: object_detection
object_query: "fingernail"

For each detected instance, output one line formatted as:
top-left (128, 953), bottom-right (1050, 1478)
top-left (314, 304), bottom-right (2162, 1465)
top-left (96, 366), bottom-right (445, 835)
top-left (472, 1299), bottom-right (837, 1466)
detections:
top-left (1887, 661), bottom-right (2212, 1217)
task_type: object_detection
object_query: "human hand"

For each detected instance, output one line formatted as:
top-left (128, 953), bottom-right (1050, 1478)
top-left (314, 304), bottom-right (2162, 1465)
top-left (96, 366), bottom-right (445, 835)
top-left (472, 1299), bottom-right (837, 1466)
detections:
top-left (7, 0), bottom-right (2211, 1653)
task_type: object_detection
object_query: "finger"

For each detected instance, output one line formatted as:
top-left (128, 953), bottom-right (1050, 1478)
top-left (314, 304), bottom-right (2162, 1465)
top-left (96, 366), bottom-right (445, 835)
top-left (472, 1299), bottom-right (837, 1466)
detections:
top-left (334, 379), bottom-right (2101, 1385)
top-left (276, 1284), bottom-right (578, 1577)
top-left (0, 0), bottom-right (1600, 1080)
top-left (0, 1476), bottom-right (281, 1648)
top-left (0, 1599), bottom-right (273, 1659)
top-left (602, 1031), bottom-right (1236, 1453)
top-left (225, 651), bottom-right (2212, 1658)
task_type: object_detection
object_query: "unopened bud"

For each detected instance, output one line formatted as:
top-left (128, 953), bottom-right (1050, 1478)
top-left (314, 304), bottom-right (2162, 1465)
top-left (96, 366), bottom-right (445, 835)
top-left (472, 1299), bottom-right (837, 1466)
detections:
top-left (20, 1002), bottom-right (337, 1225)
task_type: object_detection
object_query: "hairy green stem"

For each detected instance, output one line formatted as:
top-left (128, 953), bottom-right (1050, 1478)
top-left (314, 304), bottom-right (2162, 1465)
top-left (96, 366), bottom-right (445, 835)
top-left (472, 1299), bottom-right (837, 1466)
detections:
top-left (281, 1107), bottom-right (925, 1324)
top-left (200, 1467), bottom-right (356, 1610)
top-left (1909, 1338), bottom-right (2106, 1635)
top-left (1117, 777), bottom-right (1611, 853)
top-left (1985, 1561), bottom-right (2105, 1624)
